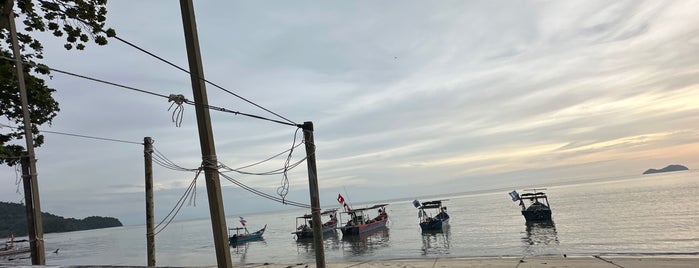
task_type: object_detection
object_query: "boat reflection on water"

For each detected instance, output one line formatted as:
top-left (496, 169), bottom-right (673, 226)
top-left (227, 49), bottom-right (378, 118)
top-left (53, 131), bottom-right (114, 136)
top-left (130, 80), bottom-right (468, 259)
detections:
top-left (295, 229), bottom-right (341, 253)
top-left (521, 221), bottom-right (559, 255)
top-left (421, 224), bottom-right (451, 255)
top-left (341, 226), bottom-right (390, 256)
top-left (230, 239), bottom-right (268, 263)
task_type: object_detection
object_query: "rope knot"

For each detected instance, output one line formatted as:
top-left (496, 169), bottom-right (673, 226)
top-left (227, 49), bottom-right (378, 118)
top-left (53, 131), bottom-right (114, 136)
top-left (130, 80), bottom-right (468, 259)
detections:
top-left (168, 94), bottom-right (186, 105)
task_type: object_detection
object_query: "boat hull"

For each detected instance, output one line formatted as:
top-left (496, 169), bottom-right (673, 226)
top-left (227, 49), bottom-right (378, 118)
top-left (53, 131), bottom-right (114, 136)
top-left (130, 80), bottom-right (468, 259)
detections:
top-left (0, 247), bottom-right (30, 257)
top-left (294, 224), bottom-right (337, 239)
top-left (522, 209), bottom-right (552, 222)
top-left (341, 217), bottom-right (388, 236)
top-left (230, 234), bottom-right (262, 244)
top-left (229, 226), bottom-right (266, 245)
top-left (420, 217), bottom-right (449, 231)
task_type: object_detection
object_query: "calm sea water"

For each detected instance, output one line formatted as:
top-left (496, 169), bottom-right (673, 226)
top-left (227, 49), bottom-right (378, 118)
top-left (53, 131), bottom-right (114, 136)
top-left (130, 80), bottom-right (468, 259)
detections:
top-left (3, 171), bottom-right (698, 266)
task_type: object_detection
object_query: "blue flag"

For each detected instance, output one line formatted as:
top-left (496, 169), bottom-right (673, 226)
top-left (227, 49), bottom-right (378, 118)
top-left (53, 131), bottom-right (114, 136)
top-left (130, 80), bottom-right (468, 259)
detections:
top-left (508, 190), bottom-right (520, 201)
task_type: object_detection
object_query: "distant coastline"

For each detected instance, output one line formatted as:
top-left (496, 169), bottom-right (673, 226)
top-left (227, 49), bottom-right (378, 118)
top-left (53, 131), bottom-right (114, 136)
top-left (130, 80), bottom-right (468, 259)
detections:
top-left (0, 201), bottom-right (122, 237)
top-left (642, 164), bottom-right (689, 175)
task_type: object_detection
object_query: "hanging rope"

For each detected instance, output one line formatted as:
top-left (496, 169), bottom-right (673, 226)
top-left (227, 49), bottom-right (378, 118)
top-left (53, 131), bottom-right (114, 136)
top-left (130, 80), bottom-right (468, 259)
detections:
top-left (154, 166), bottom-right (203, 236)
top-left (14, 165), bottom-right (23, 202)
top-left (167, 94), bottom-right (186, 127)
top-left (219, 172), bottom-right (310, 209)
top-left (277, 127), bottom-right (302, 203)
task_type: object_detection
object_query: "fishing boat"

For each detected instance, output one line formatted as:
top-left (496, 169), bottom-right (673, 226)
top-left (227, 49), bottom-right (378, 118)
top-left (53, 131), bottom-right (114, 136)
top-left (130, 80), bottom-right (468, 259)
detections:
top-left (292, 209), bottom-right (339, 240)
top-left (509, 189), bottom-right (553, 222)
top-left (228, 217), bottom-right (266, 245)
top-left (414, 199), bottom-right (450, 231)
top-left (339, 204), bottom-right (389, 236)
top-left (0, 236), bottom-right (30, 258)
top-left (229, 225), bottom-right (266, 245)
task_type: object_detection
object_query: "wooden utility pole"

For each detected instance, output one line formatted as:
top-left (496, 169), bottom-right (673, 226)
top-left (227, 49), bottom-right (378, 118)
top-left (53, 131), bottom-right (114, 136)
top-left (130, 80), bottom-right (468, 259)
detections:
top-left (6, 0), bottom-right (45, 264)
top-left (179, 1), bottom-right (233, 267)
top-left (19, 154), bottom-right (44, 264)
top-left (144, 137), bottom-right (155, 267)
top-left (301, 121), bottom-right (326, 268)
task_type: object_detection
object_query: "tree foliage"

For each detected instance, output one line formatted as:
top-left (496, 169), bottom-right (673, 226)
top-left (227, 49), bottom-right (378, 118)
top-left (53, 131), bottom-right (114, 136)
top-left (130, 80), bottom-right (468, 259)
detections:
top-left (0, 0), bottom-right (116, 166)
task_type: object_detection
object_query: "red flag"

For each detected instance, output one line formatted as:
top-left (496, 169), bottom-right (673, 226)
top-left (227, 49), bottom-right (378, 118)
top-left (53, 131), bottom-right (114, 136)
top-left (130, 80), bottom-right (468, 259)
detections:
top-left (337, 194), bottom-right (345, 204)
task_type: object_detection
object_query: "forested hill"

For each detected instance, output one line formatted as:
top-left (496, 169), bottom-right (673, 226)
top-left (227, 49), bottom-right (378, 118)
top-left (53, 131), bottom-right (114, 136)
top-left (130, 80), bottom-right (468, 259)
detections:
top-left (0, 201), bottom-right (122, 237)
top-left (642, 164), bottom-right (689, 174)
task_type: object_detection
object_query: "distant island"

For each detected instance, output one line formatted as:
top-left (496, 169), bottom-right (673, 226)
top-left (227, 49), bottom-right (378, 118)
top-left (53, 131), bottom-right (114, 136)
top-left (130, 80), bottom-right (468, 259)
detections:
top-left (0, 201), bottom-right (122, 237)
top-left (642, 164), bottom-right (689, 175)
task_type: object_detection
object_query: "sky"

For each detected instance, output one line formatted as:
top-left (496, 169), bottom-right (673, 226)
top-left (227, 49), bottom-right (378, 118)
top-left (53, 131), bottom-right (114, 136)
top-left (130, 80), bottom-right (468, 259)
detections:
top-left (1, 0), bottom-right (699, 225)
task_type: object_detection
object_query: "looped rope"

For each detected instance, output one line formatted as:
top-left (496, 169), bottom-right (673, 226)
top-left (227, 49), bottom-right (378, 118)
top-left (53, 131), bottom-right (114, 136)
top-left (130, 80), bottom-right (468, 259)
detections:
top-left (277, 127), bottom-right (301, 203)
top-left (167, 94), bottom-right (186, 127)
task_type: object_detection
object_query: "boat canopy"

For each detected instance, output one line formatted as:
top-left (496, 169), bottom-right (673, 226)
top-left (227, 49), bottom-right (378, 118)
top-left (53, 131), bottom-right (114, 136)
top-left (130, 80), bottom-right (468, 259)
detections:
top-left (420, 200), bottom-right (447, 209)
top-left (344, 204), bottom-right (388, 212)
top-left (520, 192), bottom-right (547, 200)
top-left (296, 208), bottom-right (338, 219)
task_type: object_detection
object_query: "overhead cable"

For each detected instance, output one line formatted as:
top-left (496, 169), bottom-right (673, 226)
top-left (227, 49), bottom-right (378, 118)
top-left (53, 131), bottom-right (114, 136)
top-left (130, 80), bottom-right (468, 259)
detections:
top-left (39, 9), bottom-right (297, 126)
top-left (0, 56), bottom-right (298, 127)
top-left (218, 140), bottom-right (305, 175)
top-left (110, 33), bottom-right (298, 126)
top-left (154, 167), bottom-right (202, 236)
top-left (219, 172), bottom-right (310, 209)
top-left (151, 146), bottom-right (199, 172)
top-left (0, 122), bottom-right (142, 145)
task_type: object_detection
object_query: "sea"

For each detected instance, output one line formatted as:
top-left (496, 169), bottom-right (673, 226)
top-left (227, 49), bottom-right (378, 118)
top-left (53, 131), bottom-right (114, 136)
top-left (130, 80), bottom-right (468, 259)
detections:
top-left (2, 171), bottom-right (698, 266)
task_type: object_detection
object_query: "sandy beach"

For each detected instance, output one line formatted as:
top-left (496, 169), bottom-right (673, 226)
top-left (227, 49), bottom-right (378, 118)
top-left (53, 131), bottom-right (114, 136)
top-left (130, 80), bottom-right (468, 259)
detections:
top-left (235, 256), bottom-right (699, 268)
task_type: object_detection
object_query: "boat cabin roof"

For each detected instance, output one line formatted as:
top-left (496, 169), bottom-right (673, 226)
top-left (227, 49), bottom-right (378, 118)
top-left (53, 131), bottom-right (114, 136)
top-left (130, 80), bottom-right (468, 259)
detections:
top-left (296, 208), bottom-right (338, 219)
top-left (520, 192), bottom-right (548, 200)
top-left (344, 203), bottom-right (388, 213)
top-left (420, 200), bottom-right (447, 209)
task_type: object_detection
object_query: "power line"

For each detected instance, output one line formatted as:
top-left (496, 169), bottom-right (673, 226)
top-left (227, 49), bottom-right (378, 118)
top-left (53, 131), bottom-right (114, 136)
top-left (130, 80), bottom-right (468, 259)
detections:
top-left (0, 56), bottom-right (299, 127)
top-left (154, 168), bottom-right (202, 236)
top-left (110, 33), bottom-right (298, 126)
top-left (0, 56), bottom-right (169, 99)
top-left (146, 148), bottom-right (311, 209)
top-left (150, 142), bottom-right (307, 176)
top-left (219, 172), bottom-right (310, 209)
top-left (43, 8), bottom-right (297, 126)
top-left (218, 141), bottom-right (305, 174)
top-left (151, 146), bottom-right (199, 172)
top-left (0, 123), bottom-right (142, 145)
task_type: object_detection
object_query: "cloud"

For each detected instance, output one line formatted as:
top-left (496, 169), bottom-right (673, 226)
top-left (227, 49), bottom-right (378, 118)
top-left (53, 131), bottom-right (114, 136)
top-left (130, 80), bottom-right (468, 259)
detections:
top-left (2, 0), bottom-right (699, 225)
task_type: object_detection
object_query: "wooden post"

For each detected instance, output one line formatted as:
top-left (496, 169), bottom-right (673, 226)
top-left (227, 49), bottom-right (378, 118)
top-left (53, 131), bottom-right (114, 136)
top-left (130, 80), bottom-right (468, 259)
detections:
top-left (179, 1), bottom-right (233, 267)
top-left (144, 137), bottom-right (155, 267)
top-left (19, 154), bottom-right (43, 264)
top-left (8, 0), bottom-right (45, 263)
top-left (301, 121), bottom-right (326, 268)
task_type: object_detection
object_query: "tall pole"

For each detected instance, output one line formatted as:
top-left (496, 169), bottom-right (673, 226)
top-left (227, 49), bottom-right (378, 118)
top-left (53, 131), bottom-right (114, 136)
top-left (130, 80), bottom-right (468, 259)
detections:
top-left (144, 137), bottom-right (155, 267)
top-left (179, 1), bottom-right (232, 267)
top-left (6, 0), bottom-right (45, 264)
top-left (19, 154), bottom-right (43, 264)
top-left (301, 121), bottom-right (326, 268)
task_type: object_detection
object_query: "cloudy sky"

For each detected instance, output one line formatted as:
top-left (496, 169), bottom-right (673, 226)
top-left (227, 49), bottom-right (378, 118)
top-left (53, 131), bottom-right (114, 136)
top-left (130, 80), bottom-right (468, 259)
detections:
top-left (2, 0), bottom-right (698, 225)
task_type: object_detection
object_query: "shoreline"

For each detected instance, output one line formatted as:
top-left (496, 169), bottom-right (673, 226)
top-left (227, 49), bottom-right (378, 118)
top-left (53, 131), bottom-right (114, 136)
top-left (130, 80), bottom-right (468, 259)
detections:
top-left (233, 255), bottom-right (699, 268)
top-left (1, 255), bottom-right (699, 267)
